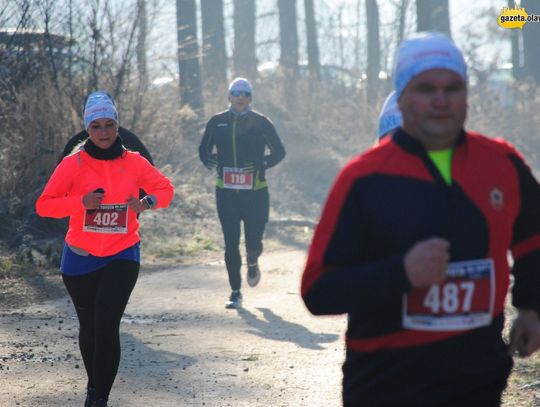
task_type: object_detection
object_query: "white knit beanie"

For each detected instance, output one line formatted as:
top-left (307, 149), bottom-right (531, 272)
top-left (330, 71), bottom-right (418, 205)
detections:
top-left (378, 91), bottom-right (402, 138)
top-left (394, 31), bottom-right (467, 99)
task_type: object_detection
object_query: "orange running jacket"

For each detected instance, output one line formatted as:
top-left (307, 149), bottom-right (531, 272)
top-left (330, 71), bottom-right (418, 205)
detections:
top-left (36, 150), bottom-right (174, 256)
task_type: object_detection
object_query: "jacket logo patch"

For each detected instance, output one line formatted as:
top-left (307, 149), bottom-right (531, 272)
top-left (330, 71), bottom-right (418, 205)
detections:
top-left (489, 188), bottom-right (504, 211)
top-left (217, 123), bottom-right (228, 127)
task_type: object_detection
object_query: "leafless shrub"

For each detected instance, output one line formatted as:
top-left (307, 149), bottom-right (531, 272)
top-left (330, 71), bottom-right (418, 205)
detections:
top-left (0, 78), bottom-right (76, 212)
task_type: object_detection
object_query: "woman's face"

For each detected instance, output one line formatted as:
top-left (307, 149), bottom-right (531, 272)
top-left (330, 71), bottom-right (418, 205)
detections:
top-left (87, 118), bottom-right (118, 149)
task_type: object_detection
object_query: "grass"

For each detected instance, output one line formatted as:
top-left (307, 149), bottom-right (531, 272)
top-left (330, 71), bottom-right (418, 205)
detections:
top-left (504, 353), bottom-right (540, 406)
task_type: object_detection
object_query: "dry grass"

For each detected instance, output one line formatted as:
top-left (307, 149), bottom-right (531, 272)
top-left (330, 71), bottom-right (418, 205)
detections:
top-left (503, 302), bottom-right (540, 406)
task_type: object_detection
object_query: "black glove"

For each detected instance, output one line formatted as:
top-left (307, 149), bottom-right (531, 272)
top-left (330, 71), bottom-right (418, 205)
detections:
top-left (205, 154), bottom-right (218, 171)
top-left (243, 161), bottom-right (257, 173)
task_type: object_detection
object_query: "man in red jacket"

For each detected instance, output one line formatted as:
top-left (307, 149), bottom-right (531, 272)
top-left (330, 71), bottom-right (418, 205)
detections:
top-left (302, 31), bottom-right (540, 406)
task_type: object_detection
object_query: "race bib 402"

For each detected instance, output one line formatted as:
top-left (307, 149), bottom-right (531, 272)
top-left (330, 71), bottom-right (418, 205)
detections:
top-left (83, 204), bottom-right (129, 234)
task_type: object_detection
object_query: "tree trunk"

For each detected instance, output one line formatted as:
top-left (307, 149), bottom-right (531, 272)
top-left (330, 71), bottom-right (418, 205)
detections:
top-left (432, 0), bottom-right (450, 36)
top-left (176, 0), bottom-right (204, 114)
top-left (366, 0), bottom-right (380, 102)
top-left (398, 0), bottom-right (408, 44)
top-left (233, 0), bottom-right (256, 79)
top-left (201, 0), bottom-right (227, 88)
top-left (278, 0), bottom-right (298, 76)
top-left (416, 0), bottom-right (450, 36)
top-left (354, 0), bottom-right (361, 72)
top-left (509, 0), bottom-right (521, 80)
top-left (416, 0), bottom-right (432, 32)
top-left (133, 0), bottom-right (148, 129)
top-left (522, 0), bottom-right (540, 84)
top-left (304, 0), bottom-right (320, 80)
top-left (89, 0), bottom-right (100, 90)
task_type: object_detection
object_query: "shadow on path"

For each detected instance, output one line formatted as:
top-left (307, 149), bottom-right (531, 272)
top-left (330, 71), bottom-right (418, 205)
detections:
top-left (119, 331), bottom-right (197, 375)
top-left (237, 307), bottom-right (338, 350)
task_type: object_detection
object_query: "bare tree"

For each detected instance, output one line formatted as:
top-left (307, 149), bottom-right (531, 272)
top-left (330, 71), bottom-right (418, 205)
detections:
top-left (132, 0), bottom-right (148, 129)
top-left (88, 0), bottom-right (100, 90)
top-left (233, 0), bottom-right (256, 79)
top-left (136, 0), bottom-right (148, 89)
top-left (304, 0), bottom-right (320, 80)
top-left (278, 0), bottom-right (298, 76)
top-left (397, 0), bottom-right (408, 44)
top-left (201, 0), bottom-right (227, 88)
top-left (508, 0), bottom-right (521, 80)
top-left (176, 0), bottom-right (204, 113)
top-left (354, 0), bottom-right (361, 71)
top-left (416, 0), bottom-right (450, 36)
top-left (112, 6), bottom-right (142, 100)
top-left (522, 0), bottom-right (540, 84)
top-left (432, 0), bottom-right (450, 37)
top-left (366, 0), bottom-right (380, 101)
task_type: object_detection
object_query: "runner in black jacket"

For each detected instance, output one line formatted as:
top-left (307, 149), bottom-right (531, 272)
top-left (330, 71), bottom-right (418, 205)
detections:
top-left (199, 78), bottom-right (286, 309)
top-left (302, 32), bottom-right (540, 406)
top-left (59, 126), bottom-right (153, 166)
top-left (58, 91), bottom-right (153, 166)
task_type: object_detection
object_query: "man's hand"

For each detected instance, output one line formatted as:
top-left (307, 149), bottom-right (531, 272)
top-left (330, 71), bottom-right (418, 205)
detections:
top-left (509, 309), bottom-right (540, 357)
top-left (404, 237), bottom-right (450, 288)
top-left (243, 161), bottom-right (257, 173)
top-left (127, 196), bottom-right (148, 214)
top-left (204, 154), bottom-right (218, 171)
top-left (82, 188), bottom-right (104, 210)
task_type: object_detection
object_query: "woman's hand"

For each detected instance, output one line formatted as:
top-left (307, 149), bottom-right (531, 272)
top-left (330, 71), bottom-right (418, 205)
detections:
top-left (82, 188), bottom-right (104, 209)
top-left (127, 196), bottom-right (149, 213)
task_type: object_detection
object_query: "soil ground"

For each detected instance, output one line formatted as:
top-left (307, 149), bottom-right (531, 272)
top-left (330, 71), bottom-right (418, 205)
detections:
top-left (0, 248), bottom-right (345, 407)
top-left (1, 246), bottom-right (540, 406)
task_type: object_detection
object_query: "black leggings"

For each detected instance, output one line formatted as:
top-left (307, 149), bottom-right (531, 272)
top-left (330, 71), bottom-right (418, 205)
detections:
top-left (216, 187), bottom-right (269, 290)
top-left (62, 260), bottom-right (139, 401)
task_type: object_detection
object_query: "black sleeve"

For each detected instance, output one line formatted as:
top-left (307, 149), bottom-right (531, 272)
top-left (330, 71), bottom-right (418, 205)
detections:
top-left (262, 117), bottom-right (286, 168)
top-left (199, 117), bottom-right (216, 166)
top-left (118, 127), bottom-right (154, 166)
top-left (302, 171), bottom-right (411, 316)
top-left (58, 130), bottom-right (87, 164)
top-left (510, 154), bottom-right (540, 314)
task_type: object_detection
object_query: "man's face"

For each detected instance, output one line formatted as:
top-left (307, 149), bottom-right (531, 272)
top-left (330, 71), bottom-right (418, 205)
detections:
top-left (228, 90), bottom-right (252, 113)
top-left (398, 69), bottom-right (467, 150)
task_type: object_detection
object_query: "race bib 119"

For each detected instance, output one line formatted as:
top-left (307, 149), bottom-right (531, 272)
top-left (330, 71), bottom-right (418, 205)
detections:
top-left (402, 258), bottom-right (495, 331)
top-left (223, 167), bottom-right (254, 190)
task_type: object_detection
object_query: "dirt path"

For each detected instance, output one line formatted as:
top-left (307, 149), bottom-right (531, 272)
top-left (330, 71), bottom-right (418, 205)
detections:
top-left (0, 248), bottom-right (346, 407)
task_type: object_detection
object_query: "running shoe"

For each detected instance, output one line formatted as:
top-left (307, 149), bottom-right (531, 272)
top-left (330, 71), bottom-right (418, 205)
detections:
top-left (247, 262), bottom-right (261, 287)
top-left (225, 290), bottom-right (242, 309)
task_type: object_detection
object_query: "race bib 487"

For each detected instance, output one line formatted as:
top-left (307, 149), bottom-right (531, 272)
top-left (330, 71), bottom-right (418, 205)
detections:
top-left (402, 259), bottom-right (495, 331)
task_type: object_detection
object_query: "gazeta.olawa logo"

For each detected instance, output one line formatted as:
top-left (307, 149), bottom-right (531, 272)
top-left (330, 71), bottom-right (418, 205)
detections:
top-left (498, 4), bottom-right (540, 29)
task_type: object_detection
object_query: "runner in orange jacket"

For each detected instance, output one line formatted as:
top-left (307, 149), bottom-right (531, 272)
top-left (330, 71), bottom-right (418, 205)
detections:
top-left (35, 91), bottom-right (174, 407)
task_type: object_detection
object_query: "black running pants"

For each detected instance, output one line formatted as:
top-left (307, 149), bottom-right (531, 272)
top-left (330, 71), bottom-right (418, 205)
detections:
top-left (216, 187), bottom-right (269, 290)
top-left (62, 260), bottom-right (139, 401)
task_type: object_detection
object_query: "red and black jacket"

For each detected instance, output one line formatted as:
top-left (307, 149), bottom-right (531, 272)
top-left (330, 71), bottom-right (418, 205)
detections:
top-left (301, 128), bottom-right (540, 405)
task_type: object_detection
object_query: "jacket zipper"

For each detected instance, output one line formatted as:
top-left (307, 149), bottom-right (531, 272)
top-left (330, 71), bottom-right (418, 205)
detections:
top-left (232, 116), bottom-right (238, 168)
